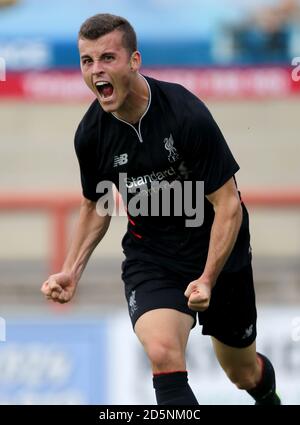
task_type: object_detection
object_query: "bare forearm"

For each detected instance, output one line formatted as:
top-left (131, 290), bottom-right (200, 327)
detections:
top-left (185, 178), bottom-right (243, 312)
top-left (202, 197), bottom-right (242, 286)
top-left (62, 198), bottom-right (111, 283)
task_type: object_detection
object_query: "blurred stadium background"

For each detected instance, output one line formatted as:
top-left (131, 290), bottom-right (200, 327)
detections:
top-left (0, 0), bottom-right (300, 404)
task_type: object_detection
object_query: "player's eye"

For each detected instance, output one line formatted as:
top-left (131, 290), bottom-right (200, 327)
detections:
top-left (104, 55), bottom-right (114, 62)
top-left (82, 58), bottom-right (92, 65)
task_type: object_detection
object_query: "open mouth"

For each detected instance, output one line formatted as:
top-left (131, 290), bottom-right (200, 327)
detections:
top-left (95, 81), bottom-right (114, 99)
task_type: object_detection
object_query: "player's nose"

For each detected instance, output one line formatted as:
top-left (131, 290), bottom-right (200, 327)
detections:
top-left (91, 60), bottom-right (104, 75)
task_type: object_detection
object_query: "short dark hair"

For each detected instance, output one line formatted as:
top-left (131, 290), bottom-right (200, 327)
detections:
top-left (79, 13), bottom-right (137, 54)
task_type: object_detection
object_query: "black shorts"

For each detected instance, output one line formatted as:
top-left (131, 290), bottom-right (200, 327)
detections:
top-left (122, 259), bottom-right (257, 348)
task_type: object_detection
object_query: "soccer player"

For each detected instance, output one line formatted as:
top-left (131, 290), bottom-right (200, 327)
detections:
top-left (41, 14), bottom-right (281, 405)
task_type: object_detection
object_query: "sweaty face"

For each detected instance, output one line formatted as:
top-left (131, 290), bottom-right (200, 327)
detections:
top-left (79, 30), bottom-right (139, 114)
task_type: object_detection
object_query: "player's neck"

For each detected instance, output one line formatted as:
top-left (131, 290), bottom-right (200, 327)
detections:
top-left (113, 74), bottom-right (150, 125)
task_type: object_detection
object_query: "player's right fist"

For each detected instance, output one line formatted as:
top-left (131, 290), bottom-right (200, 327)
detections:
top-left (41, 272), bottom-right (77, 304)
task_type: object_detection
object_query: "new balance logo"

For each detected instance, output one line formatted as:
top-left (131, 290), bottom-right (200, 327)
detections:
top-left (242, 324), bottom-right (253, 339)
top-left (113, 153), bottom-right (128, 167)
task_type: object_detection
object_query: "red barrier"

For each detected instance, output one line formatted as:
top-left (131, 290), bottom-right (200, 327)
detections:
top-left (0, 190), bottom-right (300, 273)
top-left (243, 190), bottom-right (300, 207)
top-left (0, 193), bottom-right (80, 273)
top-left (1, 67), bottom-right (300, 101)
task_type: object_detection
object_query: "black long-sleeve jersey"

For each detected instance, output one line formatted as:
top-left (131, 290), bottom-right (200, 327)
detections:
top-left (75, 76), bottom-right (251, 275)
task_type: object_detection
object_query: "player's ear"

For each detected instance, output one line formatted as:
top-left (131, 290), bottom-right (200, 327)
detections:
top-left (130, 51), bottom-right (141, 72)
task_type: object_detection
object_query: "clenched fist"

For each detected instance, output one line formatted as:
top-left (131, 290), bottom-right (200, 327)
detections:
top-left (41, 272), bottom-right (77, 304)
top-left (184, 279), bottom-right (212, 312)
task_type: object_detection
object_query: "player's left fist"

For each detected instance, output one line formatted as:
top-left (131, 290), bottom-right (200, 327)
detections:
top-left (184, 279), bottom-right (211, 312)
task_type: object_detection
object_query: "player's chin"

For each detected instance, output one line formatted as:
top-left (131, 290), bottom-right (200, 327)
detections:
top-left (97, 94), bottom-right (118, 112)
top-left (99, 104), bottom-right (117, 115)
